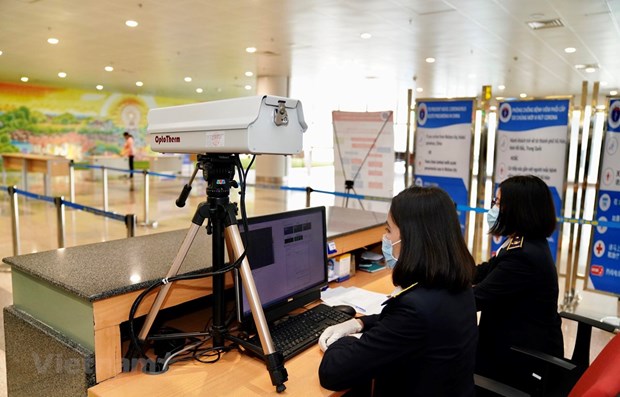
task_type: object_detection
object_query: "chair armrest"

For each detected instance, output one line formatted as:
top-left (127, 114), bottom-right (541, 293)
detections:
top-left (560, 311), bottom-right (618, 333)
top-left (510, 346), bottom-right (576, 371)
top-left (474, 374), bottom-right (531, 397)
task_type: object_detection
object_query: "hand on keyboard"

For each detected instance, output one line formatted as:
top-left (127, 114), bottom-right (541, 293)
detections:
top-left (318, 318), bottom-right (363, 351)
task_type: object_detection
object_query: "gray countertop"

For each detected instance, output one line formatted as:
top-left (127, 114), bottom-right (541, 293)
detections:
top-left (3, 206), bottom-right (386, 302)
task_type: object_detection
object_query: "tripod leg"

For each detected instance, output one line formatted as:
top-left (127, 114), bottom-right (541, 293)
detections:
top-left (225, 223), bottom-right (288, 392)
top-left (138, 222), bottom-right (203, 341)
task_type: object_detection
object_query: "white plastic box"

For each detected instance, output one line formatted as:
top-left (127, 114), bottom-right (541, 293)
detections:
top-left (147, 95), bottom-right (307, 155)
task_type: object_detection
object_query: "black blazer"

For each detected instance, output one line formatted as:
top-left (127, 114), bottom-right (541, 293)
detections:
top-left (474, 236), bottom-right (563, 388)
top-left (319, 285), bottom-right (478, 397)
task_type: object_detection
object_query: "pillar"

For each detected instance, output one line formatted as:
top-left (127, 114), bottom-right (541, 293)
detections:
top-left (254, 75), bottom-right (289, 185)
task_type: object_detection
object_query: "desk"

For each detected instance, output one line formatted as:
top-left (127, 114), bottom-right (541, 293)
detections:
top-left (87, 271), bottom-right (393, 397)
top-left (1, 153), bottom-right (70, 195)
top-left (3, 206), bottom-right (385, 396)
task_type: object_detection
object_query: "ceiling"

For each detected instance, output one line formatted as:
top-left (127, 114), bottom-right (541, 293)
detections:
top-left (1, 0), bottom-right (619, 103)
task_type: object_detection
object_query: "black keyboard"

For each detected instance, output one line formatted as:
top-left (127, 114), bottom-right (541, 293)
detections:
top-left (247, 304), bottom-right (353, 360)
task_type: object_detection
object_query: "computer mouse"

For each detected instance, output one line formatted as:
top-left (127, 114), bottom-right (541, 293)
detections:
top-left (333, 304), bottom-right (357, 317)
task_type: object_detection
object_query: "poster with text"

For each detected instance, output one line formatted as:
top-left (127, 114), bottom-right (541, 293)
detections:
top-left (587, 98), bottom-right (620, 296)
top-left (332, 111), bottom-right (394, 212)
top-left (493, 99), bottom-right (570, 259)
top-left (414, 99), bottom-right (474, 234)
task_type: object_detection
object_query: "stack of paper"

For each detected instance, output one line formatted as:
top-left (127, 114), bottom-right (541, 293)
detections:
top-left (321, 286), bottom-right (387, 315)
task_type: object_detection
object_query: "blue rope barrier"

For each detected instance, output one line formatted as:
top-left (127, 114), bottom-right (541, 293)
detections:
top-left (247, 183), bottom-right (620, 229)
top-left (2, 186), bottom-right (127, 223)
top-left (71, 163), bottom-right (177, 179)
top-left (12, 187), bottom-right (55, 204)
top-left (62, 200), bottom-right (126, 222)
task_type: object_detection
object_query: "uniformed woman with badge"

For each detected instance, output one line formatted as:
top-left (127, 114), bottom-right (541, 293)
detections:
top-left (474, 175), bottom-right (563, 392)
top-left (318, 186), bottom-right (478, 396)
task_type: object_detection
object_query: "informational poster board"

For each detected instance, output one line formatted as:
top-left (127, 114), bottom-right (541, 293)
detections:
top-left (587, 98), bottom-right (620, 296)
top-left (493, 99), bottom-right (570, 259)
top-left (413, 99), bottom-right (475, 234)
top-left (332, 111), bottom-right (394, 211)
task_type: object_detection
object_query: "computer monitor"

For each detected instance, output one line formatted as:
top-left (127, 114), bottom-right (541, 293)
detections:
top-left (236, 206), bottom-right (328, 326)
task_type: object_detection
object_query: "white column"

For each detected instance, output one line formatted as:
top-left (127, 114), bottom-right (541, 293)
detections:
top-left (255, 76), bottom-right (289, 185)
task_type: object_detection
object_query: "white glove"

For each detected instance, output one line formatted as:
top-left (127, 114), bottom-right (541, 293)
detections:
top-left (318, 319), bottom-right (363, 352)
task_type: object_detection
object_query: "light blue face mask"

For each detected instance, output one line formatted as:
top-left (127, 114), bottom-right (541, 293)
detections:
top-left (487, 206), bottom-right (499, 230)
top-left (382, 235), bottom-right (401, 269)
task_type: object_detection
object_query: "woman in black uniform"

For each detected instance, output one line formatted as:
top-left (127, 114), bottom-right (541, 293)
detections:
top-left (318, 186), bottom-right (478, 396)
top-left (474, 175), bottom-right (564, 392)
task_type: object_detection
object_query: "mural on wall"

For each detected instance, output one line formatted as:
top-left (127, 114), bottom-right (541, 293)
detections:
top-left (0, 82), bottom-right (194, 160)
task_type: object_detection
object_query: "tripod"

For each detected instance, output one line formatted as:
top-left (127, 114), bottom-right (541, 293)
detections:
top-left (135, 153), bottom-right (288, 392)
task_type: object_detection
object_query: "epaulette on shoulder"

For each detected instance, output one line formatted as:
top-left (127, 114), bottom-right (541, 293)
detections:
top-left (507, 236), bottom-right (524, 250)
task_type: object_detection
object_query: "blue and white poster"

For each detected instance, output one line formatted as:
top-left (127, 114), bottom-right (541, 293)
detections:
top-left (414, 99), bottom-right (474, 234)
top-left (588, 98), bottom-right (620, 296)
top-left (492, 99), bottom-right (570, 259)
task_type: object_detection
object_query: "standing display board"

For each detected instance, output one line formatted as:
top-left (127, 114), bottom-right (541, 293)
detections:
top-left (332, 111), bottom-right (394, 211)
top-left (413, 99), bottom-right (475, 234)
top-left (587, 98), bottom-right (620, 296)
top-left (493, 99), bottom-right (570, 259)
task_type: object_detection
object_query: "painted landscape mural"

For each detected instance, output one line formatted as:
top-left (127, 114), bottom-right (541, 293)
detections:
top-left (0, 82), bottom-right (194, 160)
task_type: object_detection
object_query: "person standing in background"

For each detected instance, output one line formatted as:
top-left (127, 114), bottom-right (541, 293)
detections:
top-left (121, 132), bottom-right (135, 179)
top-left (474, 175), bottom-right (563, 394)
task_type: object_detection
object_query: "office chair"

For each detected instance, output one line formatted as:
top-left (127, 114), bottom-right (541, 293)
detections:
top-left (474, 311), bottom-right (619, 397)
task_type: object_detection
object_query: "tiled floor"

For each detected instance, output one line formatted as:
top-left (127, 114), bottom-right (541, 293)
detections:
top-left (0, 165), bottom-right (618, 396)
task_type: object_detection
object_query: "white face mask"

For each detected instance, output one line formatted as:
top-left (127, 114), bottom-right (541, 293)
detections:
top-left (382, 234), bottom-right (401, 269)
top-left (487, 206), bottom-right (499, 229)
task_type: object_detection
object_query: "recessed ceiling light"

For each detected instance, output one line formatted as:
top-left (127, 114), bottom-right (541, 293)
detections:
top-left (96, 85), bottom-right (103, 90)
top-left (104, 66), bottom-right (114, 72)
top-left (135, 81), bottom-right (143, 87)
top-left (610, 90), bottom-right (618, 96)
top-left (360, 32), bottom-right (372, 39)
top-left (425, 57), bottom-right (436, 63)
top-left (20, 76), bottom-right (29, 82)
top-left (498, 85), bottom-right (506, 90)
top-left (416, 87), bottom-right (423, 93)
top-left (184, 77), bottom-right (192, 82)
top-left (217, 88), bottom-right (222, 92)
top-left (244, 85), bottom-right (252, 90)
top-left (519, 93), bottom-right (527, 98)
top-left (575, 64), bottom-right (585, 69)
top-left (125, 20), bottom-right (138, 28)
top-left (196, 88), bottom-right (203, 93)
top-left (564, 47), bottom-right (576, 53)
top-left (58, 72), bottom-right (67, 78)
top-left (245, 71), bottom-right (254, 77)
top-left (585, 67), bottom-right (596, 73)
top-left (0, 50), bottom-right (4, 56)
top-left (245, 47), bottom-right (257, 53)
top-left (47, 38), bottom-right (59, 45)
top-left (496, 97), bottom-right (505, 100)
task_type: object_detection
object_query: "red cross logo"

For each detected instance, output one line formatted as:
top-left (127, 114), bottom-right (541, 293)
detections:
top-left (594, 240), bottom-right (605, 258)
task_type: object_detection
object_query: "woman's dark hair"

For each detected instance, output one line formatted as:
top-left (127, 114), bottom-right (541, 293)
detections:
top-left (391, 186), bottom-right (475, 291)
top-left (489, 175), bottom-right (556, 238)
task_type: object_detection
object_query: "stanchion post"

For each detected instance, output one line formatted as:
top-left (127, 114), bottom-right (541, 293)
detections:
top-left (305, 186), bottom-right (313, 208)
top-left (102, 166), bottom-right (109, 212)
top-left (54, 196), bottom-right (66, 248)
top-left (139, 170), bottom-right (157, 227)
top-left (69, 160), bottom-right (75, 203)
top-left (143, 169), bottom-right (150, 224)
top-left (8, 186), bottom-right (21, 256)
top-left (125, 214), bottom-right (136, 237)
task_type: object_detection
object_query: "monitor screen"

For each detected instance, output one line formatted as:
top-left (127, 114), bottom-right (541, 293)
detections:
top-left (237, 206), bottom-right (327, 324)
